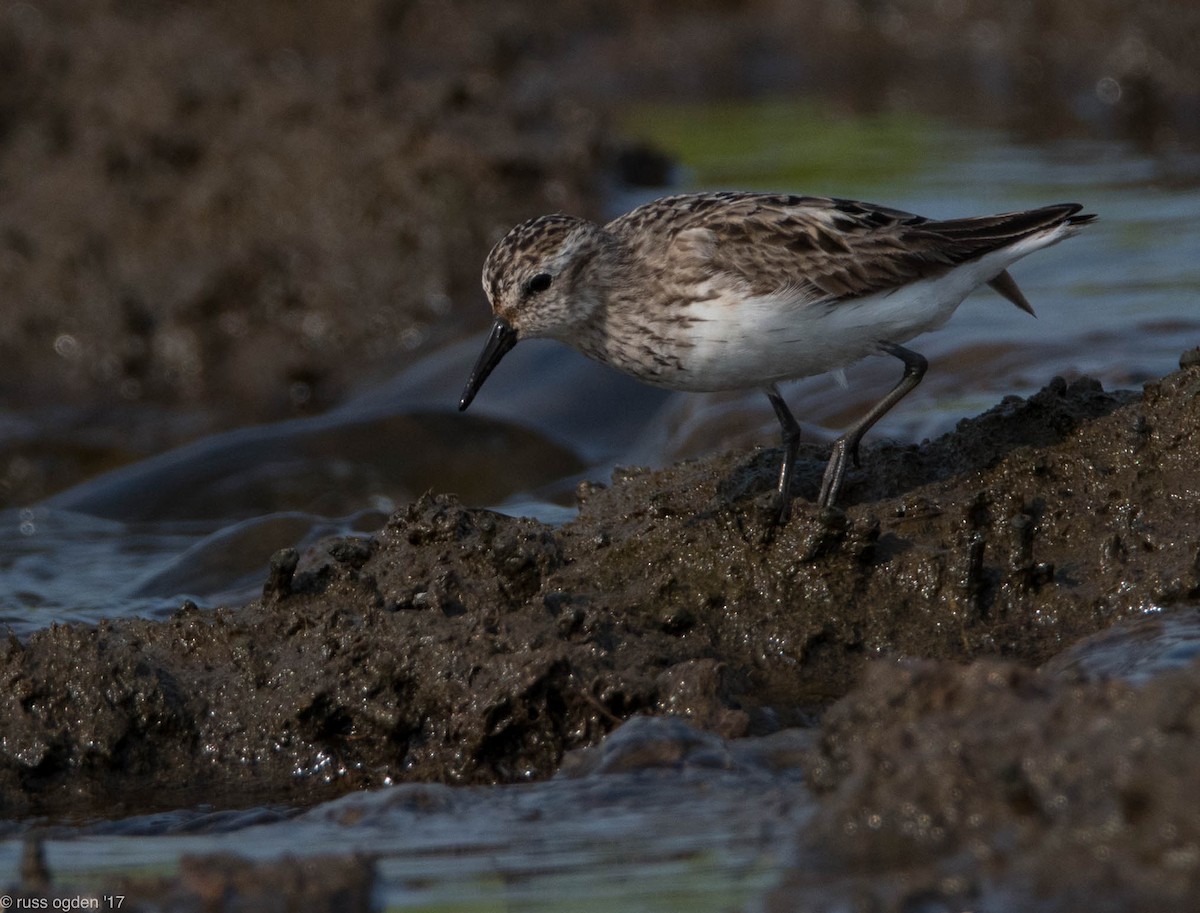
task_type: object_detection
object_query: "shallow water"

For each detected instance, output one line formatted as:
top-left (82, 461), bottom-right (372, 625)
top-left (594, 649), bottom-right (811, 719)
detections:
top-left (5, 773), bottom-right (807, 911)
top-left (0, 718), bottom-right (812, 910)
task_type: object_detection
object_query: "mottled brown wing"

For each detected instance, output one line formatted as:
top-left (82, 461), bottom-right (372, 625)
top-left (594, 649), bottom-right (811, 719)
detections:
top-left (618, 192), bottom-right (1088, 304)
top-left (614, 193), bottom-right (926, 301)
top-left (701, 201), bottom-right (941, 300)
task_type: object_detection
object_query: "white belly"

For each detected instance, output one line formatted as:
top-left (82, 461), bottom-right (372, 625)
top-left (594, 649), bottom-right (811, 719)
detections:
top-left (663, 248), bottom-right (1026, 392)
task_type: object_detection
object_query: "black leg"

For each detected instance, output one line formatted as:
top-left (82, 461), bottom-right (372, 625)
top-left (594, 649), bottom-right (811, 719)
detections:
top-left (818, 342), bottom-right (927, 508)
top-left (765, 384), bottom-right (801, 524)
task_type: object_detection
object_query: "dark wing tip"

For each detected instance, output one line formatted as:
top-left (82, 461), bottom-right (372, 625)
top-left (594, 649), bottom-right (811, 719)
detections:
top-left (1050, 203), bottom-right (1097, 226)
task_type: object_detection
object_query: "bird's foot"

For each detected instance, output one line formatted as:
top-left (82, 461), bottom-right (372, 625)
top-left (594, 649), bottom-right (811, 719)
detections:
top-left (818, 438), bottom-right (851, 508)
top-left (745, 490), bottom-right (790, 545)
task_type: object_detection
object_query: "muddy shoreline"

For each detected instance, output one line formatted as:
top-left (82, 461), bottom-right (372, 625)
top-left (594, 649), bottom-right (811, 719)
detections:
top-left (3, 357), bottom-right (1198, 824)
top-left (4, 359), bottom-right (1199, 909)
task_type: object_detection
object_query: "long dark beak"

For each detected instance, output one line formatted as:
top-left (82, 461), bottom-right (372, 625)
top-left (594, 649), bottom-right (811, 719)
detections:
top-left (459, 317), bottom-right (518, 411)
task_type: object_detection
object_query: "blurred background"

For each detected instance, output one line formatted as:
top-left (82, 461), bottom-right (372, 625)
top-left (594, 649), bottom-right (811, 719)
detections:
top-left (1, 0), bottom-right (1198, 627)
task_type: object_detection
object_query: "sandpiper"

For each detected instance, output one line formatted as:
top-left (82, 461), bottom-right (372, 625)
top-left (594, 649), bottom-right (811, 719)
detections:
top-left (459, 192), bottom-right (1094, 523)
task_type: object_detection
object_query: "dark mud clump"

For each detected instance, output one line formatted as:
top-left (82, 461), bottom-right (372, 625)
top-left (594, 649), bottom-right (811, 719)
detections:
top-left (1, 361), bottom-right (1198, 819)
top-left (768, 655), bottom-right (1200, 912)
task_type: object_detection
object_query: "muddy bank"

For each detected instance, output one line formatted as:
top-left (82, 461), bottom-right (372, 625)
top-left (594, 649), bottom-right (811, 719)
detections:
top-left (769, 652), bottom-right (1200, 912)
top-left (12, 648), bottom-right (1200, 910)
top-left (1, 358), bottom-right (1198, 819)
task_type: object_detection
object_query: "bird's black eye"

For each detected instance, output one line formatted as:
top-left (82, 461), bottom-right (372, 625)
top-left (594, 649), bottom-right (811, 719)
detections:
top-left (526, 272), bottom-right (553, 294)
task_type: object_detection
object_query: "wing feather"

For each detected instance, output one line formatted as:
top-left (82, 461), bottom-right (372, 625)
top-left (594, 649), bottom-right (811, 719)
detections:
top-left (609, 192), bottom-right (1090, 306)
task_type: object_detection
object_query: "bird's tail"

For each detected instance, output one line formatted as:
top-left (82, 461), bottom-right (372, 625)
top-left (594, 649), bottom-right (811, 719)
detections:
top-left (936, 204), bottom-right (1096, 317)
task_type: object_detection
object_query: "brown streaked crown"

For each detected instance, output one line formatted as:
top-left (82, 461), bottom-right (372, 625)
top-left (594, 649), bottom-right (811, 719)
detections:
top-left (482, 214), bottom-right (585, 317)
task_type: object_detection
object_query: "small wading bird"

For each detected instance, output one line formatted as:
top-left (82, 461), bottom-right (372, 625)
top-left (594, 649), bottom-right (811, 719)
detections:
top-left (459, 192), bottom-right (1094, 524)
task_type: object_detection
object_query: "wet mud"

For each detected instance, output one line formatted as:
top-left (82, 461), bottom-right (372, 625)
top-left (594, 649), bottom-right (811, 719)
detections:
top-left (3, 359), bottom-right (1198, 825)
top-left (772, 654), bottom-right (1200, 912)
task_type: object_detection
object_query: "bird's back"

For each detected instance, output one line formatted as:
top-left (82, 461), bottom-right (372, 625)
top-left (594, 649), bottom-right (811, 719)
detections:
top-left (607, 192), bottom-right (1094, 306)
